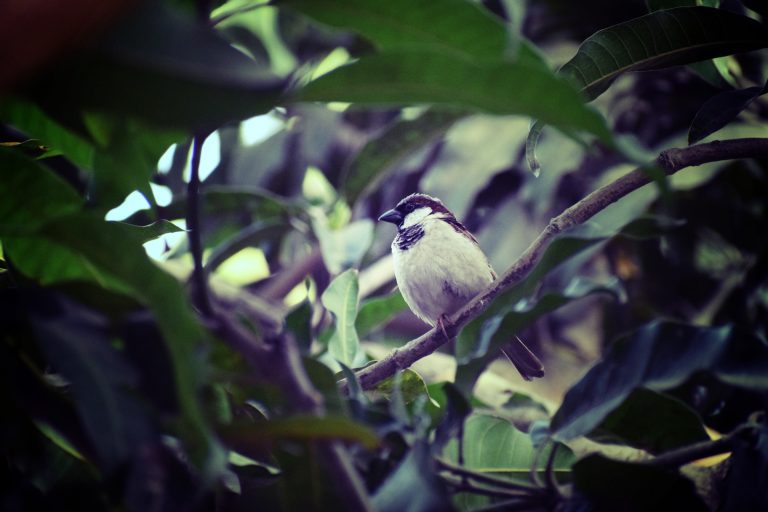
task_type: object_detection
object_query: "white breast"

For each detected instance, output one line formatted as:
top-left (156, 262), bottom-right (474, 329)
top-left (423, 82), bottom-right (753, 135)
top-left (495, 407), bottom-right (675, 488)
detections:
top-left (392, 218), bottom-right (494, 326)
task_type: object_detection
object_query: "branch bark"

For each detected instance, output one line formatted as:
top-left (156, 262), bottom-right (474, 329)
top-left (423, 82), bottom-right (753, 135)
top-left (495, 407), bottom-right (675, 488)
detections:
top-left (351, 137), bottom-right (768, 391)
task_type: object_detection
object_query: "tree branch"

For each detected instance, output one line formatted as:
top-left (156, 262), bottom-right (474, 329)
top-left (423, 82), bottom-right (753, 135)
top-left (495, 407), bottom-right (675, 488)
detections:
top-left (351, 137), bottom-right (768, 391)
top-left (643, 423), bottom-right (759, 469)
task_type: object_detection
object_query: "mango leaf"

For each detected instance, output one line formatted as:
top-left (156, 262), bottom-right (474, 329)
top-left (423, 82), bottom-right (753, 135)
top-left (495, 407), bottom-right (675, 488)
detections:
top-left (590, 388), bottom-right (709, 454)
top-left (285, 298), bottom-right (313, 353)
top-left (321, 269), bottom-right (361, 366)
top-left (30, 296), bottom-right (157, 472)
top-left (526, 6), bottom-right (768, 171)
top-left (0, 148), bottom-right (83, 233)
top-left (444, 413), bottom-right (575, 479)
top-left (220, 415), bottom-right (379, 450)
top-left (0, 99), bottom-right (94, 169)
top-left (551, 321), bottom-right (768, 442)
top-left (25, 1), bottom-right (285, 131)
top-left (314, 219), bottom-right (374, 275)
top-left (297, 51), bottom-right (612, 143)
top-left (372, 368), bottom-right (433, 405)
top-left (433, 382), bottom-right (472, 451)
top-left (688, 82), bottom-right (768, 144)
top-left (341, 110), bottom-right (463, 205)
top-left (356, 290), bottom-right (408, 337)
top-left (570, 455), bottom-right (708, 511)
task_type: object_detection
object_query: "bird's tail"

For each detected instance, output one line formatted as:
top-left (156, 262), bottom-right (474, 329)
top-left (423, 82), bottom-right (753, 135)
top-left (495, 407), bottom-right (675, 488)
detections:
top-left (501, 336), bottom-right (545, 381)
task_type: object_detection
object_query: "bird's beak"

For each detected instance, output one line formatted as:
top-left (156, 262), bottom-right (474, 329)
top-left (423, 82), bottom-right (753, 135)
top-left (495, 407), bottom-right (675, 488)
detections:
top-left (378, 209), bottom-right (403, 225)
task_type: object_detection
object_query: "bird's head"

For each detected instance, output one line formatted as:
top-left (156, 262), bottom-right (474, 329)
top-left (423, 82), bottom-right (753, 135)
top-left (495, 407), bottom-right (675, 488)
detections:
top-left (378, 193), bottom-right (451, 230)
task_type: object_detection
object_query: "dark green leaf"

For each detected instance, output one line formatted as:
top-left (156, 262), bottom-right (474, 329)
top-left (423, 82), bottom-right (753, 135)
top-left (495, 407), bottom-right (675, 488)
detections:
top-left (285, 298), bottom-right (313, 352)
top-left (719, 425), bottom-right (768, 511)
top-left (551, 321), bottom-right (768, 442)
top-left (220, 415), bottom-right (379, 449)
top-left (373, 441), bottom-right (452, 512)
top-left (26, 2), bottom-right (285, 131)
top-left (0, 99), bottom-right (95, 169)
top-left (559, 7), bottom-right (768, 101)
top-left (279, 0), bottom-right (509, 60)
top-left (356, 290), bottom-right (408, 337)
top-left (433, 383), bottom-right (472, 451)
top-left (0, 148), bottom-right (83, 234)
top-left (373, 368), bottom-right (432, 405)
top-left (155, 185), bottom-right (302, 221)
top-left (688, 83), bottom-right (767, 144)
top-left (591, 388), bottom-right (709, 454)
top-left (342, 110), bottom-right (463, 205)
top-left (30, 296), bottom-right (156, 472)
top-left (618, 215), bottom-right (686, 239)
top-left (570, 454), bottom-right (708, 511)
top-left (297, 51), bottom-right (612, 142)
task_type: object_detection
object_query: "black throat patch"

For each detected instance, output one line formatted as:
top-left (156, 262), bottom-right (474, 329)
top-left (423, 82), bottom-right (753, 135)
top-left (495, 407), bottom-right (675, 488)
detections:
top-left (395, 224), bottom-right (425, 251)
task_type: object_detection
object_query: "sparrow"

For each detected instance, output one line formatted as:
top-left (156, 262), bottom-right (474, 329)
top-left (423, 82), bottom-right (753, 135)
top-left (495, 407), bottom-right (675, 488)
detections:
top-left (378, 193), bottom-right (544, 380)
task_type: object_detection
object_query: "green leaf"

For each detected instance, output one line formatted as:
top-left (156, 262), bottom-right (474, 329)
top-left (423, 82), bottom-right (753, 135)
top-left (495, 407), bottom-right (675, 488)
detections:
top-left (571, 454), bottom-right (708, 511)
top-left (220, 415), bottom-right (379, 450)
top-left (0, 148), bottom-right (83, 234)
top-left (688, 83), bottom-right (767, 144)
top-left (342, 110), bottom-right (463, 205)
top-left (559, 7), bottom-right (768, 102)
top-left (279, 0), bottom-right (509, 60)
top-left (433, 382), bottom-right (472, 451)
top-left (0, 99), bottom-right (95, 169)
top-left (321, 269), bottom-right (361, 366)
top-left (204, 221), bottom-right (285, 275)
top-left (285, 298), bottom-right (313, 353)
top-left (551, 321), bottom-right (768, 442)
top-left (30, 297), bottom-right (156, 472)
top-left (372, 368), bottom-right (433, 405)
top-left (444, 413), bottom-right (575, 478)
top-left (27, 1), bottom-right (285, 131)
top-left (297, 51), bottom-right (612, 142)
top-left (591, 388), bottom-right (710, 454)
top-left (356, 290), bottom-right (408, 337)
top-left (314, 219), bottom-right (374, 275)
top-left (155, 185), bottom-right (302, 221)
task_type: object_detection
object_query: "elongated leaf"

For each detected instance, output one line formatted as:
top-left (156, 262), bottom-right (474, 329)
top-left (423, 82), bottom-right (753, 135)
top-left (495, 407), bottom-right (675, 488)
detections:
top-left (356, 290), bottom-right (408, 337)
top-left (342, 110), bottom-right (463, 204)
top-left (314, 219), bottom-right (374, 275)
top-left (591, 388), bottom-right (709, 454)
top-left (444, 414), bottom-right (575, 478)
top-left (372, 368), bottom-right (433, 405)
top-left (26, 1), bottom-right (285, 131)
top-left (279, 0), bottom-right (509, 60)
top-left (559, 7), bottom-right (768, 101)
top-left (688, 83), bottom-right (767, 144)
top-left (321, 269), bottom-right (361, 366)
top-left (297, 51), bottom-right (612, 142)
top-left (551, 321), bottom-right (768, 442)
top-left (0, 148), bottom-right (83, 233)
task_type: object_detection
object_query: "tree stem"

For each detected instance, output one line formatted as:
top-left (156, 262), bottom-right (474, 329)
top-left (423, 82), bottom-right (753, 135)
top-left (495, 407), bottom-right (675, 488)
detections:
top-left (187, 133), bottom-right (213, 317)
top-left (349, 137), bottom-right (768, 391)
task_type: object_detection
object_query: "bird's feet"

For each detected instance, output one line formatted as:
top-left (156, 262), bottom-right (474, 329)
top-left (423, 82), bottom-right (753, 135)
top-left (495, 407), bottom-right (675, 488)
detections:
top-left (436, 314), bottom-right (451, 341)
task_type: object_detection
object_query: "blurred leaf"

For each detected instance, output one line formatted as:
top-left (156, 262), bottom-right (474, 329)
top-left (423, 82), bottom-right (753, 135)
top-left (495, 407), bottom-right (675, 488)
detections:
top-left (0, 148), bottom-right (83, 234)
top-left (591, 388), bottom-right (709, 454)
top-left (719, 424), bottom-right (768, 511)
top-left (551, 321), bottom-right (768, 442)
top-left (618, 215), bottom-right (687, 240)
top-left (342, 110), bottom-right (463, 204)
top-left (26, 1), bottom-right (285, 131)
top-left (569, 454), bottom-right (708, 511)
top-left (321, 269), bottom-right (361, 366)
top-left (314, 219), bottom-right (374, 275)
top-left (204, 221), bottom-right (284, 275)
top-left (117, 220), bottom-right (186, 243)
top-left (559, 7), bottom-right (768, 102)
top-left (297, 51), bottom-right (612, 142)
top-left (373, 369), bottom-right (433, 405)
top-left (285, 298), bottom-right (313, 352)
top-left (372, 441), bottom-right (452, 512)
top-left (433, 383), bottom-right (472, 452)
top-left (280, 0), bottom-right (509, 60)
top-left (220, 415), bottom-right (379, 450)
top-left (30, 296), bottom-right (156, 472)
top-left (356, 290), bottom-right (408, 337)
top-left (156, 185), bottom-right (302, 220)
top-left (0, 99), bottom-right (95, 169)
top-left (444, 414), bottom-right (575, 478)
top-left (688, 83), bottom-right (767, 144)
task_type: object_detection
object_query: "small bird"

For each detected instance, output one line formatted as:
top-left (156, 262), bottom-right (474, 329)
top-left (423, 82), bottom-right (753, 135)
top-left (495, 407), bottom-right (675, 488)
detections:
top-left (378, 193), bottom-right (544, 380)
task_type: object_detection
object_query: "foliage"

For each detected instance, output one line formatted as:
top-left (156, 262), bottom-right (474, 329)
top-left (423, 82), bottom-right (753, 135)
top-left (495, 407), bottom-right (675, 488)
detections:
top-left (2, 0), bottom-right (768, 510)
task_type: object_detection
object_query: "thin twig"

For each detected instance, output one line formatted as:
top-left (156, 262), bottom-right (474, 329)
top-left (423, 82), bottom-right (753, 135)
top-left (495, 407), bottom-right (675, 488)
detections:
top-left (436, 458), bottom-right (540, 492)
top-left (187, 133), bottom-right (213, 317)
top-left (348, 137), bottom-right (768, 391)
top-left (643, 423), bottom-right (758, 468)
top-left (543, 442), bottom-right (561, 497)
top-left (442, 474), bottom-right (537, 500)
